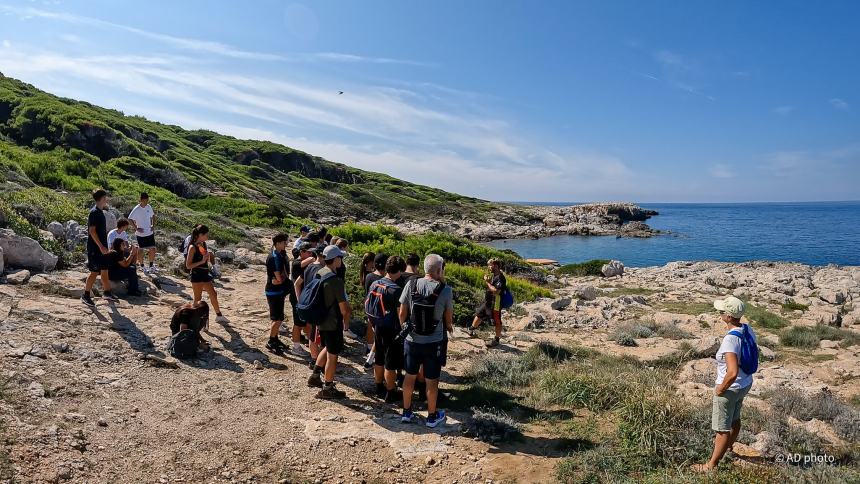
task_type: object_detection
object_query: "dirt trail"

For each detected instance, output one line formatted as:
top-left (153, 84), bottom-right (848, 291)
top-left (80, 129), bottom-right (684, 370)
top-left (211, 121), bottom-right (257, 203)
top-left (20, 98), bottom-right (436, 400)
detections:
top-left (0, 268), bottom-right (561, 484)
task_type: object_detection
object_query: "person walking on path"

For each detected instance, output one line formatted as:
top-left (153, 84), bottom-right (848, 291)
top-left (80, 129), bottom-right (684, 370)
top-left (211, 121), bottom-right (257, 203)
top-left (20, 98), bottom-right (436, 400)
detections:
top-left (469, 258), bottom-right (507, 347)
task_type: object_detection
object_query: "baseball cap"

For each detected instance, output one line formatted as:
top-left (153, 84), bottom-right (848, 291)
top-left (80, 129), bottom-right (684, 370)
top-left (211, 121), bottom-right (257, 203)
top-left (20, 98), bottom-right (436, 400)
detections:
top-left (300, 225), bottom-right (311, 233)
top-left (714, 296), bottom-right (745, 319)
top-left (323, 245), bottom-right (345, 261)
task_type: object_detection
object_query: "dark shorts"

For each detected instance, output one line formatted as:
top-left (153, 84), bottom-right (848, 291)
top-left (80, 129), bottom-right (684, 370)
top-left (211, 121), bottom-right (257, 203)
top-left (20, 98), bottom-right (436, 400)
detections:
top-left (266, 293), bottom-right (286, 321)
top-left (86, 251), bottom-right (107, 273)
top-left (190, 269), bottom-right (213, 284)
top-left (404, 340), bottom-right (445, 380)
top-left (476, 303), bottom-right (502, 325)
top-left (137, 234), bottom-right (156, 249)
top-left (373, 320), bottom-right (404, 371)
top-left (319, 328), bottom-right (344, 355)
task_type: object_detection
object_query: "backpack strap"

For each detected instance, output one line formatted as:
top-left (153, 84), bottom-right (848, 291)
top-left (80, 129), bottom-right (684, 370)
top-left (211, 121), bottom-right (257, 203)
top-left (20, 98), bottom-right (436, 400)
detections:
top-left (728, 330), bottom-right (743, 338)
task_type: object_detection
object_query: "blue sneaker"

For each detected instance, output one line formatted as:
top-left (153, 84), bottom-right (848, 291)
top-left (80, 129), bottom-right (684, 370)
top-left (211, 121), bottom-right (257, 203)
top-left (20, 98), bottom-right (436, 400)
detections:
top-left (401, 409), bottom-right (417, 424)
top-left (426, 410), bottom-right (446, 428)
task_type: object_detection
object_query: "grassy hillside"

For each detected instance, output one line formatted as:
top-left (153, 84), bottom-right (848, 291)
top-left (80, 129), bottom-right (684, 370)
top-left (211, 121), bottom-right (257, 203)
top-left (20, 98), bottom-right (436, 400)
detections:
top-left (0, 73), bottom-right (500, 245)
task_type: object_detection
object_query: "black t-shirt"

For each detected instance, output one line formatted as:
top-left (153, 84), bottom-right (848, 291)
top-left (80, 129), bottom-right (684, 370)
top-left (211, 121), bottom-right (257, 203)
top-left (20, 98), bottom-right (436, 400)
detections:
top-left (87, 206), bottom-right (107, 254)
top-left (336, 263), bottom-right (346, 280)
top-left (486, 272), bottom-right (508, 305)
top-left (265, 249), bottom-right (288, 296)
top-left (290, 258), bottom-right (304, 283)
top-left (364, 272), bottom-right (383, 295)
top-left (105, 251), bottom-right (123, 268)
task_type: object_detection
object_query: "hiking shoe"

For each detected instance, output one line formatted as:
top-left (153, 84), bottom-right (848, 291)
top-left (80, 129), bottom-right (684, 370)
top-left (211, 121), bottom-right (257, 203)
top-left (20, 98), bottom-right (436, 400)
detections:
top-left (142, 266), bottom-right (150, 275)
top-left (127, 289), bottom-right (144, 298)
top-left (486, 337), bottom-right (500, 348)
top-left (215, 314), bottom-right (230, 324)
top-left (299, 334), bottom-right (309, 345)
top-left (316, 383), bottom-right (346, 400)
top-left (375, 383), bottom-right (387, 399)
top-left (385, 389), bottom-right (402, 404)
top-left (364, 352), bottom-right (375, 369)
top-left (102, 291), bottom-right (118, 302)
top-left (426, 410), bottom-right (447, 428)
top-left (289, 343), bottom-right (306, 356)
top-left (150, 264), bottom-right (160, 273)
top-left (266, 340), bottom-right (285, 354)
top-left (343, 329), bottom-right (360, 340)
top-left (468, 328), bottom-right (478, 337)
top-left (80, 294), bottom-right (96, 307)
top-left (307, 373), bottom-right (323, 388)
top-left (401, 409), bottom-right (417, 424)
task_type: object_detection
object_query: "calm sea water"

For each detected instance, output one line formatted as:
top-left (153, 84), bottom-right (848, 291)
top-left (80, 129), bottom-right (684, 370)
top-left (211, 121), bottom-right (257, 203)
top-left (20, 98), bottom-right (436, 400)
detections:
top-left (486, 202), bottom-right (860, 267)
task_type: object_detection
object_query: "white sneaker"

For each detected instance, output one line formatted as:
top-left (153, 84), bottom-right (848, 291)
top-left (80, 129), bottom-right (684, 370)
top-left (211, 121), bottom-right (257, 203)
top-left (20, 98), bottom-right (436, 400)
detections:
top-left (343, 329), bottom-right (360, 340)
top-left (215, 314), bottom-right (230, 324)
top-left (142, 266), bottom-right (150, 275)
top-left (149, 264), bottom-right (160, 273)
top-left (289, 343), bottom-right (306, 356)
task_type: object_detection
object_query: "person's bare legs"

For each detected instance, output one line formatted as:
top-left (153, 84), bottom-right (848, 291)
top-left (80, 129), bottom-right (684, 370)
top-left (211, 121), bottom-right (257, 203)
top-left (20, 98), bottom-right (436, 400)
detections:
top-left (147, 247), bottom-right (156, 266)
top-left (315, 347), bottom-right (328, 370)
top-left (191, 283), bottom-right (203, 304)
top-left (84, 272), bottom-right (98, 293)
top-left (292, 325), bottom-right (303, 344)
top-left (323, 354), bottom-right (338, 383)
top-left (470, 315), bottom-right (481, 331)
top-left (373, 365), bottom-right (385, 385)
top-left (100, 270), bottom-right (111, 293)
top-left (203, 283), bottom-right (221, 314)
top-left (426, 379), bottom-right (439, 414)
top-left (269, 320), bottom-right (282, 338)
top-left (384, 369), bottom-right (397, 391)
top-left (402, 373), bottom-right (417, 410)
top-left (493, 311), bottom-right (502, 340)
top-left (694, 428), bottom-right (735, 472)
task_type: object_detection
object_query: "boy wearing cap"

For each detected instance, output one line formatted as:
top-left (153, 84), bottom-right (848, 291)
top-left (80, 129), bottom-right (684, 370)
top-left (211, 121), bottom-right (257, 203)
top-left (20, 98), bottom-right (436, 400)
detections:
top-left (293, 226), bottom-right (311, 250)
top-left (307, 245), bottom-right (351, 399)
top-left (693, 296), bottom-right (757, 473)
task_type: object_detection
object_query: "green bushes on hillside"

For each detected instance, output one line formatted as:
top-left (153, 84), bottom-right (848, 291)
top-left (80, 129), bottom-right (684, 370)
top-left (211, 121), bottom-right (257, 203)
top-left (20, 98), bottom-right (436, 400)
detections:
top-left (555, 259), bottom-right (609, 277)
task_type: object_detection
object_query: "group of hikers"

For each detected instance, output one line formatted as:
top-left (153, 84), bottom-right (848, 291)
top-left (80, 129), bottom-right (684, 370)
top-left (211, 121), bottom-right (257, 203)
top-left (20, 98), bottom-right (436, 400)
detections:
top-left (78, 188), bottom-right (759, 467)
top-left (78, 189), bottom-right (509, 428)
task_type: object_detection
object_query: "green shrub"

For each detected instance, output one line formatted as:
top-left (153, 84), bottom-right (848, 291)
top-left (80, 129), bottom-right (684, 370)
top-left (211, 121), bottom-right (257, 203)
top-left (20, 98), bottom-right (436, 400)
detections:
top-left (780, 324), bottom-right (860, 349)
top-left (0, 198), bottom-right (40, 239)
top-left (744, 300), bottom-right (789, 329)
top-left (781, 299), bottom-right (809, 312)
top-left (556, 259), bottom-right (609, 277)
top-left (466, 342), bottom-right (574, 388)
top-left (538, 355), bottom-right (643, 411)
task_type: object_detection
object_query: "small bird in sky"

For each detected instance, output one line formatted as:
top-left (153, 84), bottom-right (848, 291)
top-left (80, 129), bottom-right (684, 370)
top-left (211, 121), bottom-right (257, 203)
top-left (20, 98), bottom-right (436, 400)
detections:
top-left (338, 91), bottom-right (344, 95)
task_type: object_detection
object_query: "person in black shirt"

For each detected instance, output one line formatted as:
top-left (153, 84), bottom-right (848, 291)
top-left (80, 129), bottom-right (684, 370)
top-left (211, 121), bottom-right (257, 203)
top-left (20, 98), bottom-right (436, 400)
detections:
top-left (185, 225), bottom-right (228, 323)
top-left (334, 238), bottom-right (349, 280)
top-left (403, 253), bottom-right (421, 282)
top-left (264, 233), bottom-right (290, 354)
top-left (362, 253), bottom-right (388, 367)
top-left (106, 238), bottom-right (141, 297)
top-left (371, 256), bottom-right (407, 403)
top-left (170, 301), bottom-right (210, 351)
top-left (469, 258), bottom-right (508, 348)
top-left (81, 189), bottom-right (116, 307)
top-left (288, 242), bottom-right (315, 355)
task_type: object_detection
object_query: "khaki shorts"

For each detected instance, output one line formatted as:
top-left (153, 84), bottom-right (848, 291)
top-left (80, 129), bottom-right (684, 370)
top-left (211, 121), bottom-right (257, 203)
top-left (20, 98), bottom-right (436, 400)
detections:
top-left (712, 384), bottom-right (751, 432)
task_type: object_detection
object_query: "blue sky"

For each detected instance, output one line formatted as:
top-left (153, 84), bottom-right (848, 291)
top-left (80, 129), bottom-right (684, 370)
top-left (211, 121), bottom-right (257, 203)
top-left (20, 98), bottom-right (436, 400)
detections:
top-left (1, 0), bottom-right (858, 202)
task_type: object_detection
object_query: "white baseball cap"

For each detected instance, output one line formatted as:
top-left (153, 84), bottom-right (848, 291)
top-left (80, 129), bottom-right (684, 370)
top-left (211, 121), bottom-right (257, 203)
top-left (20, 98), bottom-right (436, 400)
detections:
top-left (714, 296), bottom-right (745, 319)
top-left (323, 245), bottom-right (345, 261)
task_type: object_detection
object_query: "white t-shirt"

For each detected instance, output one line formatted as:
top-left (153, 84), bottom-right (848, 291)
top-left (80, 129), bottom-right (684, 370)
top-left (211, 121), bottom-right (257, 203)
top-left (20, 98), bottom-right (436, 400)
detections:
top-left (292, 237), bottom-right (305, 250)
top-left (128, 204), bottom-right (155, 237)
top-left (107, 228), bottom-right (128, 248)
top-left (715, 324), bottom-right (756, 390)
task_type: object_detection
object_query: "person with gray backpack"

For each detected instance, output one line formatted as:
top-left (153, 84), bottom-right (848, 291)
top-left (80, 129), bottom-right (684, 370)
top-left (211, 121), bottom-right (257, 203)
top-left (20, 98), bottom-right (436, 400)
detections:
top-left (397, 254), bottom-right (453, 428)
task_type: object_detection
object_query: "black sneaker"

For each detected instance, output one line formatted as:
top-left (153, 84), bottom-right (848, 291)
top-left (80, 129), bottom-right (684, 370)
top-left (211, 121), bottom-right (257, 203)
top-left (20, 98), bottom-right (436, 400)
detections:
top-left (266, 340), bottom-right (284, 355)
top-left (127, 290), bottom-right (144, 297)
top-left (307, 373), bottom-right (323, 388)
top-left (299, 334), bottom-right (309, 345)
top-left (102, 291), bottom-right (118, 302)
top-left (80, 294), bottom-right (96, 307)
top-left (375, 383), bottom-right (387, 399)
top-left (316, 383), bottom-right (346, 400)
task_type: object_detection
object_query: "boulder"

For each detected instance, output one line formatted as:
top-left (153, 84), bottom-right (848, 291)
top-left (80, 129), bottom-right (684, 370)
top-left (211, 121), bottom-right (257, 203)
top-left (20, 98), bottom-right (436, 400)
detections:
top-left (758, 345), bottom-right (776, 360)
top-left (692, 336), bottom-right (721, 358)
top-left (6, 269), bottom-right (30, 285)
top-left (103, 209), bottom-right (118, 232)
top-left (0, 229), bottom-right (58, 272)
top-left (28, 272), bottom-right (85, 298)
top-left (573, 284), bottom-right (598, 301)
top-left (751, 431), bottom-right (779, 457)
top-left (526, 313), bottom-right (545, 329)
top-left (235, 248), bottom-right (266, 266)
top-left (819, 339), bottom-right (839, 350)
top-left (215, 250), bottom-right (235, 262)
top-left (601, 260), bottom-right (624, 278)
top-left (47, 221), bottom-right (65, 240)
top-left (819, 289), bottom-right (845, 305)
top-left (551, 297), bottom-right (572, 311)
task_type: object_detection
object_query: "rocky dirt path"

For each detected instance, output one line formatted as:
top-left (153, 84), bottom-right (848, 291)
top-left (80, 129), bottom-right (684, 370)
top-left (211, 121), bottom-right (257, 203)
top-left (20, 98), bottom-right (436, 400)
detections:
top-left (0, 267), bottom-right (561, 484)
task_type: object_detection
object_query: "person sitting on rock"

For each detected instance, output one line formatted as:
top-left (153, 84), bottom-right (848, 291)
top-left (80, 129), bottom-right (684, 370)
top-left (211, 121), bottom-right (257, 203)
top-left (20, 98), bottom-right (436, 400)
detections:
top-left (170, 300), bottom-right (211, 352)
top-left (469, 258), bottom-right (507, 347)
top-left (107, 218), bottom-right (130, 249)
top-left (693, 296), bottom-right (757, 473)
top-left (185, 225), bottom-right (229, 324)
top-left (107, 238), bottom-right (142, 297)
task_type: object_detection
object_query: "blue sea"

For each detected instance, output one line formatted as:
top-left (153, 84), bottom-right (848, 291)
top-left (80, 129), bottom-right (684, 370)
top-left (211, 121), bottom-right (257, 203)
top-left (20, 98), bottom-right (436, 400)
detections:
top-left (486, 202), bottom-right (860, 267)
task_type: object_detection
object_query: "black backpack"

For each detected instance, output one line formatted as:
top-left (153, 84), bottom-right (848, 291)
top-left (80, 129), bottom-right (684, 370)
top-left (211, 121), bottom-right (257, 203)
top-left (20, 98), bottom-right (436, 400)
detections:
top-left (169, 329), bottom-right (198, 359)
top-left (409, 280), bottom-right (446, 336)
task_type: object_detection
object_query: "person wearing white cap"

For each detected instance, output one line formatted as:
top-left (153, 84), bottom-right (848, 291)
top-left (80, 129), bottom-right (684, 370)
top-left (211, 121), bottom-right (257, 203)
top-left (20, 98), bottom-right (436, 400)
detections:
top-left (306, 244), bottom-right (352, 399)
top-left (693, 295), bottom-right (758, 473)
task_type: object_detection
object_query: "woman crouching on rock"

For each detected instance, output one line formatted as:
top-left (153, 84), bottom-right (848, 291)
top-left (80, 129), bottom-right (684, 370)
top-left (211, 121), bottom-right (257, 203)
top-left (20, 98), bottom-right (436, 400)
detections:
top-left (185, 225), bottom-right (229, 324)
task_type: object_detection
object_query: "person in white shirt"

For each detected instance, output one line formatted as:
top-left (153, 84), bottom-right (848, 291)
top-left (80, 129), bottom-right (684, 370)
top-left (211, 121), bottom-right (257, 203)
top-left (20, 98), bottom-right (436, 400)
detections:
top-left (128, 192), bottom-right (158, 274)
top-left (107, 218), bottom-right (130, 249)
top-left (292, 225), bottom-right (310, 250)
top-left (693, 296), bottom-right (757, 473)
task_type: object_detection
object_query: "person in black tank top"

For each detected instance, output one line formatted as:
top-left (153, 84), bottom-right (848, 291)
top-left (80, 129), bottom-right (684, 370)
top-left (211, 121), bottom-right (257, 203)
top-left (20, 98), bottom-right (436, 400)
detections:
top-left (185, 225), bottom-right (229, 324)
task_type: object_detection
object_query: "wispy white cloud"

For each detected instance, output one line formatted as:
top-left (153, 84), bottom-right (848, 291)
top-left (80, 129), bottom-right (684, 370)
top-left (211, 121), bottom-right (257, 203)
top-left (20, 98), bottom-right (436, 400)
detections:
top-left (829, 98), bottom-right (849, 111)
top-left (644, 48), bottom-right (714, 100)
top-left (773, 105), bottom-right (795, 116)
top-left (301, 52), bottom-right (434, 67)
top-left (709, 164), bottom-right (735, 179)
top-left (1, 39), bottom-right (10, 49)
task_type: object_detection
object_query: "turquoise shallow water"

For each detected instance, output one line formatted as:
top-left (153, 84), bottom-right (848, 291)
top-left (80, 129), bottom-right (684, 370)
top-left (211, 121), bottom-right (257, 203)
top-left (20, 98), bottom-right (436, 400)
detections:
top-left (486, 202), bottom-right (860, 267)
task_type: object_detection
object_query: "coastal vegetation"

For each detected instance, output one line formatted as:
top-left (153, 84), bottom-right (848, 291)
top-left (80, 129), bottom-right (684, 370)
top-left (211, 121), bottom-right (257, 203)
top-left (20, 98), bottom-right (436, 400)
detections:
top-left (555, 259), bottom-right (610, 277)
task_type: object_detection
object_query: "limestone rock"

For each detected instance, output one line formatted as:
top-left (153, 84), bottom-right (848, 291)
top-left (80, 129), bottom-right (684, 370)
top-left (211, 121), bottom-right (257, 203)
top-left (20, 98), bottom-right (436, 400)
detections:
top-left (692, 336), bottom-right (721, 358)
top-left (215, 249), bottom-right (235, 262)
top-left (104, 208), bottom-right (118, 232)
top-left (550, 297), bottom-right (572, 311)
top-left (526, 313), bottom-right (545, 329)
top-left (751, 431), bottom-right (779, 457)
top-left (601, 260), bottom-right (624, 278)
top-left (0, 246), bottom-right (4, 275)
top-left (819, 289), bottom-right (845, 305)
top-left (819, 339), bottom-right (839, 350)
top-left (0, 229), bottom-right (58, 272)
top-left (6, 269), bottom-right (30, 285)
top-left (758, 345), bottom-right (776, 360)
top-left (47, 221), bottom-right (65, 240)
top-left (28, 272), bottom-right (85, 298)
top-left (573, 284), bottom-right (598, 301)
